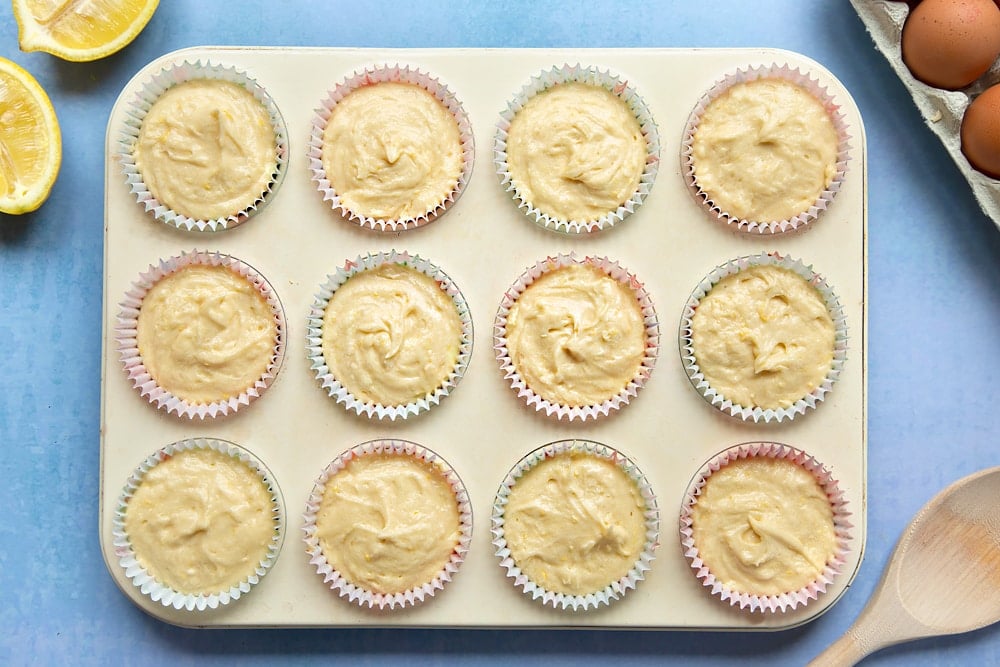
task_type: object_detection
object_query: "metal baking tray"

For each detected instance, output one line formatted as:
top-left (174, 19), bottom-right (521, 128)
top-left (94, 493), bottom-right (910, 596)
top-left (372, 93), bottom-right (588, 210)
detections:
top-left (100, 46), bottom-right (867, 630)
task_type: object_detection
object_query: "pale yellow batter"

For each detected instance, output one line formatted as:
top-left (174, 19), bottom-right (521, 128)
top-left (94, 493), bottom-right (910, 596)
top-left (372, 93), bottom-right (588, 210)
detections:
top-left (135, 79), bottom-right (277, 221)
top-left (321, 81), bottom-right (463, 220)
top-left (505, 263), bottom-right (646, 407)
top-left (691, 456), bottom-right (836, 596)
top-left (691, 78), bottom-right (839, 222)
top-left (124, 448), bottom-right (275, 595)
top-left (503, 452), bottom-right (647, 596)
top-left (315, 453), bottom-right (461, 595)
top-left (136, 264), bottom-right (277, 405)
top-left (690, 264), bottom-right (834, 410)
top-left (321, 263), bottom-right (462, 406)
top-left (505, 82), bottom-right (646, 222)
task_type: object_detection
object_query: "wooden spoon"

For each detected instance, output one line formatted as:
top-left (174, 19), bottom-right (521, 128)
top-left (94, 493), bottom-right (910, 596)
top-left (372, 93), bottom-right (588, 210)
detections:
top-left (809, 466), bottom-right (1000, 666)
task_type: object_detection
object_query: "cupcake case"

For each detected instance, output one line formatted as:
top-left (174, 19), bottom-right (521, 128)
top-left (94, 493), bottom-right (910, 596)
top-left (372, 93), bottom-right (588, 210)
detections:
top-left (100, 47), bottom-right (867, 630)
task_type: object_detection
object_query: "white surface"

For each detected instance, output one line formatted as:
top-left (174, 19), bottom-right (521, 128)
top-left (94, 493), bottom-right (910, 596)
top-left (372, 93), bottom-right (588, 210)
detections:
top-left (850, 0), bottom-right (1000, 230)
top-left (99, 46), bottom-right (868, 630)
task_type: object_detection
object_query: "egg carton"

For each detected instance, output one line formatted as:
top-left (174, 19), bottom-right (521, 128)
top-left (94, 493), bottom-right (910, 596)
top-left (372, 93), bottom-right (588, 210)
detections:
top-left (850, 0), bottom-right (1000, 229)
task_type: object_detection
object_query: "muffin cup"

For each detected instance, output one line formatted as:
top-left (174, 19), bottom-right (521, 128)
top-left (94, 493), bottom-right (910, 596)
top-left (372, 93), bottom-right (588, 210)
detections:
top-left (679, 441), bottom-right (852, 613)
top-left (494, 253), bottom-right (659, 422)
top-left (112, 437), bottom-right (285, 612)
top-left (306, 249), bottom-right (473, 421)
top-left (302, 439), bottom-right (473, 610)
top-left (115, 250), bottom-right (287, 420)
top-left (678, 251), bottom-right (847, 423)
top-left (118, 60), bottom-right (289, 232)
top-left (494, 63), bottom-right (661, 235)
top-left (491, 439), bottom-right (660, 612)
top-left (308, 64), bottom-right (475, 232)
top-left (681, 63), bottom-right (851, 235)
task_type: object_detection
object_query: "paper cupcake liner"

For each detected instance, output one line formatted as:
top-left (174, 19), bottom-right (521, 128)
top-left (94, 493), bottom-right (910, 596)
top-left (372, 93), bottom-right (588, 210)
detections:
top-left (118, 60), bottom-right (289, 232)
top-left (678, 251), bottom-right (847, 423)
top-left (679, 441), bottom-right (852, 613)
top-left (491, 439), bottom-right (660, 611)
top-left (494, 253), bottom-right (659, 422)
top-left (112, 437), bottom-right (285, 612)
top-left (494, 63), bottom-right (661, 235)
top-left (306, 249), bottom-right (473, 420)
top-left (681, 63), bottom-right (852, 235)
top-left (308, 64), bottom-right (475, 232)
top-left (302, 439), bottom-right (473, 610)
top-left (115, 250), bottom-right (287, 420)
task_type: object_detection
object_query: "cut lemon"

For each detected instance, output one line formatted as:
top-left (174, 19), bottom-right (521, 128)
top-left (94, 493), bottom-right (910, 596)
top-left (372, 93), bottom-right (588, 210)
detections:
top-left (13, 0), bottom-right (160, 62)
top-left (0, 57), bottom-right (61, 215)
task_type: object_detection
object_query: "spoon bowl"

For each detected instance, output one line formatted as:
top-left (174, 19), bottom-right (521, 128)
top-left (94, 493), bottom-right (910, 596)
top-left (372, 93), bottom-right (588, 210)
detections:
top-left (808, 466), bottom-right (1000, 666)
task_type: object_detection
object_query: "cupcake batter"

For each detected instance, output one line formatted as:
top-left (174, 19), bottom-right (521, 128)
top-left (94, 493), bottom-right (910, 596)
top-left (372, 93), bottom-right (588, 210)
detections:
top-left (503, 452), bottom-right (648, 596)
top-left (136, 263), bottom-right (277, 405)
top-left (505, 81), bottom-right (647, 222)
top-left (315, 453), bottom-right (461, 595)
top-left (691, 78), bottom-right (839, 222)
top-left (320, 263), bottom-right (462, 406)
top-left (134, 78), bottom-right (277, 221)
top-left (321, 81), bottom-right (463, 220)
top-left (690, 264), bottom-right (835, 409)
top-left (505, 263), bottom-right (646, 407)
top-left (124, 448), bottom-right (275, 595)
top-left (691, 456), bottom-right (836, 596)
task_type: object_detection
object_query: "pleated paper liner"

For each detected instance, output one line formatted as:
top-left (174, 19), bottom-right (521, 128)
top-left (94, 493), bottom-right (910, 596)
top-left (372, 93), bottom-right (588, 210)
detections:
top-left (112, 437), bottom-right (285, 612)
top-left (494, 252), bottom-right (659, 422)
top-left (678, 251), bottom-right (847, 423)
top-left (492, 439), bottom-right (659, 611)
top-left (494, 63), bottom-right (660, 234)
top-left (308, 63), bottom-right (475, 232)
top-left (302, 439), bottom-right (473, 610)
top-left (306, 249), bottom-right (473, 421)
top-left (679, 441), bottom-right (852, 613)
top-left (115, 249), bottom-right (286, 420)
top-left (681, 63), bottom-right (851, 235)
top-left (118, 60), bottom-right (288, 232)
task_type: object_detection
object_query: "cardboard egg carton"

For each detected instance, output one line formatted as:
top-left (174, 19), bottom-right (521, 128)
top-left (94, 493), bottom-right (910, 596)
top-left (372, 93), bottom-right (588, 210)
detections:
top-left (850, 0), bottom-right (1000, 228)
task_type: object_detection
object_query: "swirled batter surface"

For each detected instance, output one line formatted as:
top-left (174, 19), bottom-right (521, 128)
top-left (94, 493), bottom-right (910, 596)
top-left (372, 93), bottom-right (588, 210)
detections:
top-left (505, 263), bottom-right (645, 407)
top-left (504, 452), bottom-right (647, 596)
top-left (136, 264), bottom-right (276, 404)
top-left (691, 457), bottom-right (836, 596)
top-left (321, 81), bottom-right (462, 220)
top-left (505, 82), bottom-right (646, 222)
top-left (135, 79), bottom-right (276, 220)
top-left (690, 264), bottom-right (834, 409)
top-left (124, 448), bottom-right (275, 595)
top-left (315, 453), bottom-right (461, 595)
top-left (691, 78), bottom-right (839, 222)
top-left (321, 263), bottom-right (462, 406)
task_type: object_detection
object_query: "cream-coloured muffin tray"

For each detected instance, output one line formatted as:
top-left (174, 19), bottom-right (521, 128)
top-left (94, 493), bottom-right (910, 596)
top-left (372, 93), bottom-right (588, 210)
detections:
top-left (100, 47), bottom-right (867, 630)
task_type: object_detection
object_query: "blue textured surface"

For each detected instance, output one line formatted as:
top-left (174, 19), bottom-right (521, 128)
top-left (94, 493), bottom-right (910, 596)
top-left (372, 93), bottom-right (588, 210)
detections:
top-left (1, 1), bottom-right (998, 665)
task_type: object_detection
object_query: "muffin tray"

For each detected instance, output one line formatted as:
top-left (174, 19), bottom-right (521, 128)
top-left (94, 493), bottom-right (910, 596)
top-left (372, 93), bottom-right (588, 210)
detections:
top-left (100, 47), bottom-right (867, 630)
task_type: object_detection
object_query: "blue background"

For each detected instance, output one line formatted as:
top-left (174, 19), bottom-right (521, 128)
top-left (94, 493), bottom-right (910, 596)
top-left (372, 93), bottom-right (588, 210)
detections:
top-left (1, 1), bottom-right (997, 665)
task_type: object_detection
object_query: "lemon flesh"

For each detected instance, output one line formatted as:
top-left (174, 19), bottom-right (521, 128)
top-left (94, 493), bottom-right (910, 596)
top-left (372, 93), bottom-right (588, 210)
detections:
top-left (14, 0), bottom-right (160, 62)
top-left (0, 57), bottom-right (62, 215)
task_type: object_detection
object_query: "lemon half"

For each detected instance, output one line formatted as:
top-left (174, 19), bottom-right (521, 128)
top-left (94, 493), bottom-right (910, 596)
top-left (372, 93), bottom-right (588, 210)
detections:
top-left (0, 57), bottom-right (61, 215)
top-left (14, 0), bottom-right (160, 62)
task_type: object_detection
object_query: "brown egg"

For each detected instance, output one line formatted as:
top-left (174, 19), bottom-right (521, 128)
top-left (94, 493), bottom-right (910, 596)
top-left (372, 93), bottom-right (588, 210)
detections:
top-left (901, 0), bottom-right (1000, 90)
top-left (961, 83), bottom-right (1000, 178)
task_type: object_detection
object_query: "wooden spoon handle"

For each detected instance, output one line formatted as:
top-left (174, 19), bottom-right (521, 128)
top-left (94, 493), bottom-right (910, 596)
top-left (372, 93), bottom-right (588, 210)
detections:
top-left (806, 627), bottom-right (873, 667)
top-left (807, 576), bottom-right (915, 666)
